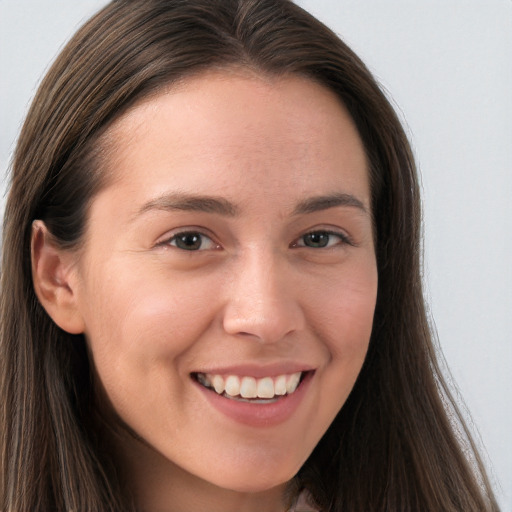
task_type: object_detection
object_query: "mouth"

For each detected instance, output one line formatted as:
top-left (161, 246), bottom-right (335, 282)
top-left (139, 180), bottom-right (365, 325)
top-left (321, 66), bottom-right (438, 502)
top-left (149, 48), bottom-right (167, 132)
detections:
top-left (192, 371), bottom-right (309, 404)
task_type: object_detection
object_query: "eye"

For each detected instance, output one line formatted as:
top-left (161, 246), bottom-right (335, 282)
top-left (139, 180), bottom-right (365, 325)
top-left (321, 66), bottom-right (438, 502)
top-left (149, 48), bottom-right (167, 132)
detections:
top-left (294, 230), bottom-right (350, 249)
top-left (167, 231), bottom-right (218, 251)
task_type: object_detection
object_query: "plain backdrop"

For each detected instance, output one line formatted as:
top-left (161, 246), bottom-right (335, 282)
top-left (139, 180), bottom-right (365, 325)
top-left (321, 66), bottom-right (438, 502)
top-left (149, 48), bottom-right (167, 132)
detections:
top-left (1, 1), bottom-right (511, 509)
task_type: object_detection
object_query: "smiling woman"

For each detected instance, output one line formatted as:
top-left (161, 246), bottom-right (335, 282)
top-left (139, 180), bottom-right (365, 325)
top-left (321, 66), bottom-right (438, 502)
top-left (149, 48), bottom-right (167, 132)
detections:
top-left (0, 1), bottom-right (500, 512)
top-left (33, 73), bottom-right (377, 505)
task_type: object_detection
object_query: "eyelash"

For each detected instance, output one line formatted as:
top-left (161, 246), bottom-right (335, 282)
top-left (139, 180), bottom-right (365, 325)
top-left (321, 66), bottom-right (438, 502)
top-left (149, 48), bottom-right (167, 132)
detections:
top-left (292, 229), bottom-right (353, 249)
top-left (159, 229), bottom-right (352, 252)
top-left (162, 231), bottom-right (219, 251)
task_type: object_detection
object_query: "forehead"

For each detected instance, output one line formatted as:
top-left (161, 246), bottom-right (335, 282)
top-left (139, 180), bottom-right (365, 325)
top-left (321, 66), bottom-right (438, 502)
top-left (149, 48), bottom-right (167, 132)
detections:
top-left (97, 70), bottom-right (370, 214)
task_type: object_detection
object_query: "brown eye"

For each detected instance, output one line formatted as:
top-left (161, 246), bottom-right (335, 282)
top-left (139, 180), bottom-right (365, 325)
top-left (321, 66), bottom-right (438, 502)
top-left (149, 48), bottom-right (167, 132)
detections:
top-left (296, 230), bottom-right (349, 249)
top-left (303, 232), bottom-right (330, 248)
top-left (169, 232), bottom-right (216, 251)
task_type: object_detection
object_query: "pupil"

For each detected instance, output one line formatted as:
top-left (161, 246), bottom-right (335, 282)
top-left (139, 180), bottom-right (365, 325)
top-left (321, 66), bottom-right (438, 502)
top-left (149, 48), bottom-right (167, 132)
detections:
top-left (177, 233), bottom-right (201, 250)
top-left (305, 232), bottom-right (329, 247)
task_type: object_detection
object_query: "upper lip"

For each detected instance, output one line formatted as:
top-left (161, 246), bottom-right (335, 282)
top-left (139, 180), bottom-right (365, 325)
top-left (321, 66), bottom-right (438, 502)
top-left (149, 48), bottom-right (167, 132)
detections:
top-left (192, 362), bottom-right (316, 379)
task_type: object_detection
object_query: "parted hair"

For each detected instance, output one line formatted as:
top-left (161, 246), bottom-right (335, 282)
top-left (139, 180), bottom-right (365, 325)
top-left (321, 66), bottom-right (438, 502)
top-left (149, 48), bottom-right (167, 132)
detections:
top-left (0, 1), bottom-right (499, 511)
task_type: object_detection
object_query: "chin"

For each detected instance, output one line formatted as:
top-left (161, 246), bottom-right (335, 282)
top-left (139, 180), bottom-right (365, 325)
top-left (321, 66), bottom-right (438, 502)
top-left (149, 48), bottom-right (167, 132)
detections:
top-left (206, 462), bottom-right (299, 494)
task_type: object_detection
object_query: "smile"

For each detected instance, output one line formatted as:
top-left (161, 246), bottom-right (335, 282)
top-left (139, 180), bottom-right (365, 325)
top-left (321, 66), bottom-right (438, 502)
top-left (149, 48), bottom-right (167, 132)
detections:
top-left (194, 372), bottom-right (304, 402)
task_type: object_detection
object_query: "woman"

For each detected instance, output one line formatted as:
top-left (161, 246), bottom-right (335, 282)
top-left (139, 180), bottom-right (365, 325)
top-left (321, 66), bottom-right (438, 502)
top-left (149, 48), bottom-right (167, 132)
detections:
top-left (0, 0), bottom-right (499, 511)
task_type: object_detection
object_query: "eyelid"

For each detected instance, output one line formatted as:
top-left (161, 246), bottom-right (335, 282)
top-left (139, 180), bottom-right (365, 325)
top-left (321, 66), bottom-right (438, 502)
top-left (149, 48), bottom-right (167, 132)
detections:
top-left (291, 228), bottom-right (354, 248)
top-left (156, 227), bottom-right (221, 250)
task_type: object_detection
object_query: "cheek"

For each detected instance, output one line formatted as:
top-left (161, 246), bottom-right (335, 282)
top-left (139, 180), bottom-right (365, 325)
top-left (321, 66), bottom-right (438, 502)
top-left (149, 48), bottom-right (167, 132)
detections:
top-left (80, 265), bottom-right (219, 396)
top-left (290, 261), bottom-right (377, 457)
top-left (310, 263), bottom-right (377, 358)
top-left (307, 262), bottom-right (377, 421)
top-left (85, 261), bottom-right (213, 336)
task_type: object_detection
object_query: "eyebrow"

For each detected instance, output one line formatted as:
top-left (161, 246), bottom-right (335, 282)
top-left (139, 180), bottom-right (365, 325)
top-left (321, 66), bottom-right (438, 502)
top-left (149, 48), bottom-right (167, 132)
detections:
top-left (137, 192), bottom-right (240, 217)
top-left (292, 193), bottom-right (368, 215)
top-left (136, 191), bottom-right (368, 219)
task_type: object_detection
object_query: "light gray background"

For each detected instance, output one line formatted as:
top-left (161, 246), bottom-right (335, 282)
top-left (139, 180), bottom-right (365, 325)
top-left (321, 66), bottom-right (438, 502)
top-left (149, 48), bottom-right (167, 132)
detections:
top-left (1, 1), bottom-right (511, 509)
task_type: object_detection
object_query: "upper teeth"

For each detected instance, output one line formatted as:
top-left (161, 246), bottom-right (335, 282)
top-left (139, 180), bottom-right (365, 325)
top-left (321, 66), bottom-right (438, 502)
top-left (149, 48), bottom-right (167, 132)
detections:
top-left (197, 372), bottom-right (302, 400)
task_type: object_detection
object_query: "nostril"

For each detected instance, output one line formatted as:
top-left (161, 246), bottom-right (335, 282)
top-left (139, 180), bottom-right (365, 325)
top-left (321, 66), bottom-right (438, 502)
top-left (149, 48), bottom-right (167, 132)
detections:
top-left (222, 294), bottom-right (305, 343)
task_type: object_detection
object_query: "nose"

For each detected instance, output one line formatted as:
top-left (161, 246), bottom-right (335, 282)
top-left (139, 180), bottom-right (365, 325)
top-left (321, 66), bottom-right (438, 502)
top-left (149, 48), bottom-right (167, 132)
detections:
top-left (222, 250), bottom-right (305, 343)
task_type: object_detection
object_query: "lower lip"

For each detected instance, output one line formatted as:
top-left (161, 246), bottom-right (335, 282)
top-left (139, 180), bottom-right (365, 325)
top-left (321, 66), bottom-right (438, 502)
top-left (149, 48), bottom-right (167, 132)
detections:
top-left (194, 372), bottom-right (313, 427)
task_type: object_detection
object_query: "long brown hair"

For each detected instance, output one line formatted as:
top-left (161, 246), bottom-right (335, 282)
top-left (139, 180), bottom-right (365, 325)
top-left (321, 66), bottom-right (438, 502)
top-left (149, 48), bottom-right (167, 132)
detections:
top-left (1, 1), bottom-right (499, 510)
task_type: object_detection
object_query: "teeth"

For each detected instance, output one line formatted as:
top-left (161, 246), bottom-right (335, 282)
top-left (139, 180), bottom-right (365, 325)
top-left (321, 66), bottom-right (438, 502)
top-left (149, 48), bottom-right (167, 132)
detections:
top-left (196, 371), bottom-right (303, 400)
top-left (225, 375), bottom-right (240, 397)
top-left (240, 377), bottom-right (257, 398)
top-left (197, 373), bottom-right (211, 387)
top-left (257, 377), bottom-right (274, 398)
top-left (274, 375), bottom-right (287, 395)
top-left (212, 375), bottom-right (225, 394)
top-left (286, 372), bottom-right (301, 394)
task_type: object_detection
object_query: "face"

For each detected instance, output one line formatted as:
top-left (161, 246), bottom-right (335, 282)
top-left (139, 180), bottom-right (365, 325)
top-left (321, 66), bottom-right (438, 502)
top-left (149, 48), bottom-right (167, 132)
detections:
top-left (70, 72), bottom-right (377, 501)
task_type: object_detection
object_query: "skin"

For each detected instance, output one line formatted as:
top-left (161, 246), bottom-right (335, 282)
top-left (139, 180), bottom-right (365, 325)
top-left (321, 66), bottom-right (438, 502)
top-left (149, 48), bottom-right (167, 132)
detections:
top-left (33, 71), bottom-right (378, 512)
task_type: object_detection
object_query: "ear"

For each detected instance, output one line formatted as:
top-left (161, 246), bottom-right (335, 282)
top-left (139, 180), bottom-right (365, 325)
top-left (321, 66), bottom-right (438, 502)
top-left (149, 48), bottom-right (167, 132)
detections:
top-left (31, 220), bottom-right (85, 334)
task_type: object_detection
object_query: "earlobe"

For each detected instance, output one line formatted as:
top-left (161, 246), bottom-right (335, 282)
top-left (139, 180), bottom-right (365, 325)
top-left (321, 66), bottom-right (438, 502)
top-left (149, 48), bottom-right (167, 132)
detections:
top-left (31, 220), bottom-right (85, 334)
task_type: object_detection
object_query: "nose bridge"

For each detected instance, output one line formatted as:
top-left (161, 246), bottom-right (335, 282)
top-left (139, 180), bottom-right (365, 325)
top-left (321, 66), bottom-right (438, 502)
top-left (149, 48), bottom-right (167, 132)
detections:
top-left (222, 245), bottom-right (304, 343)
